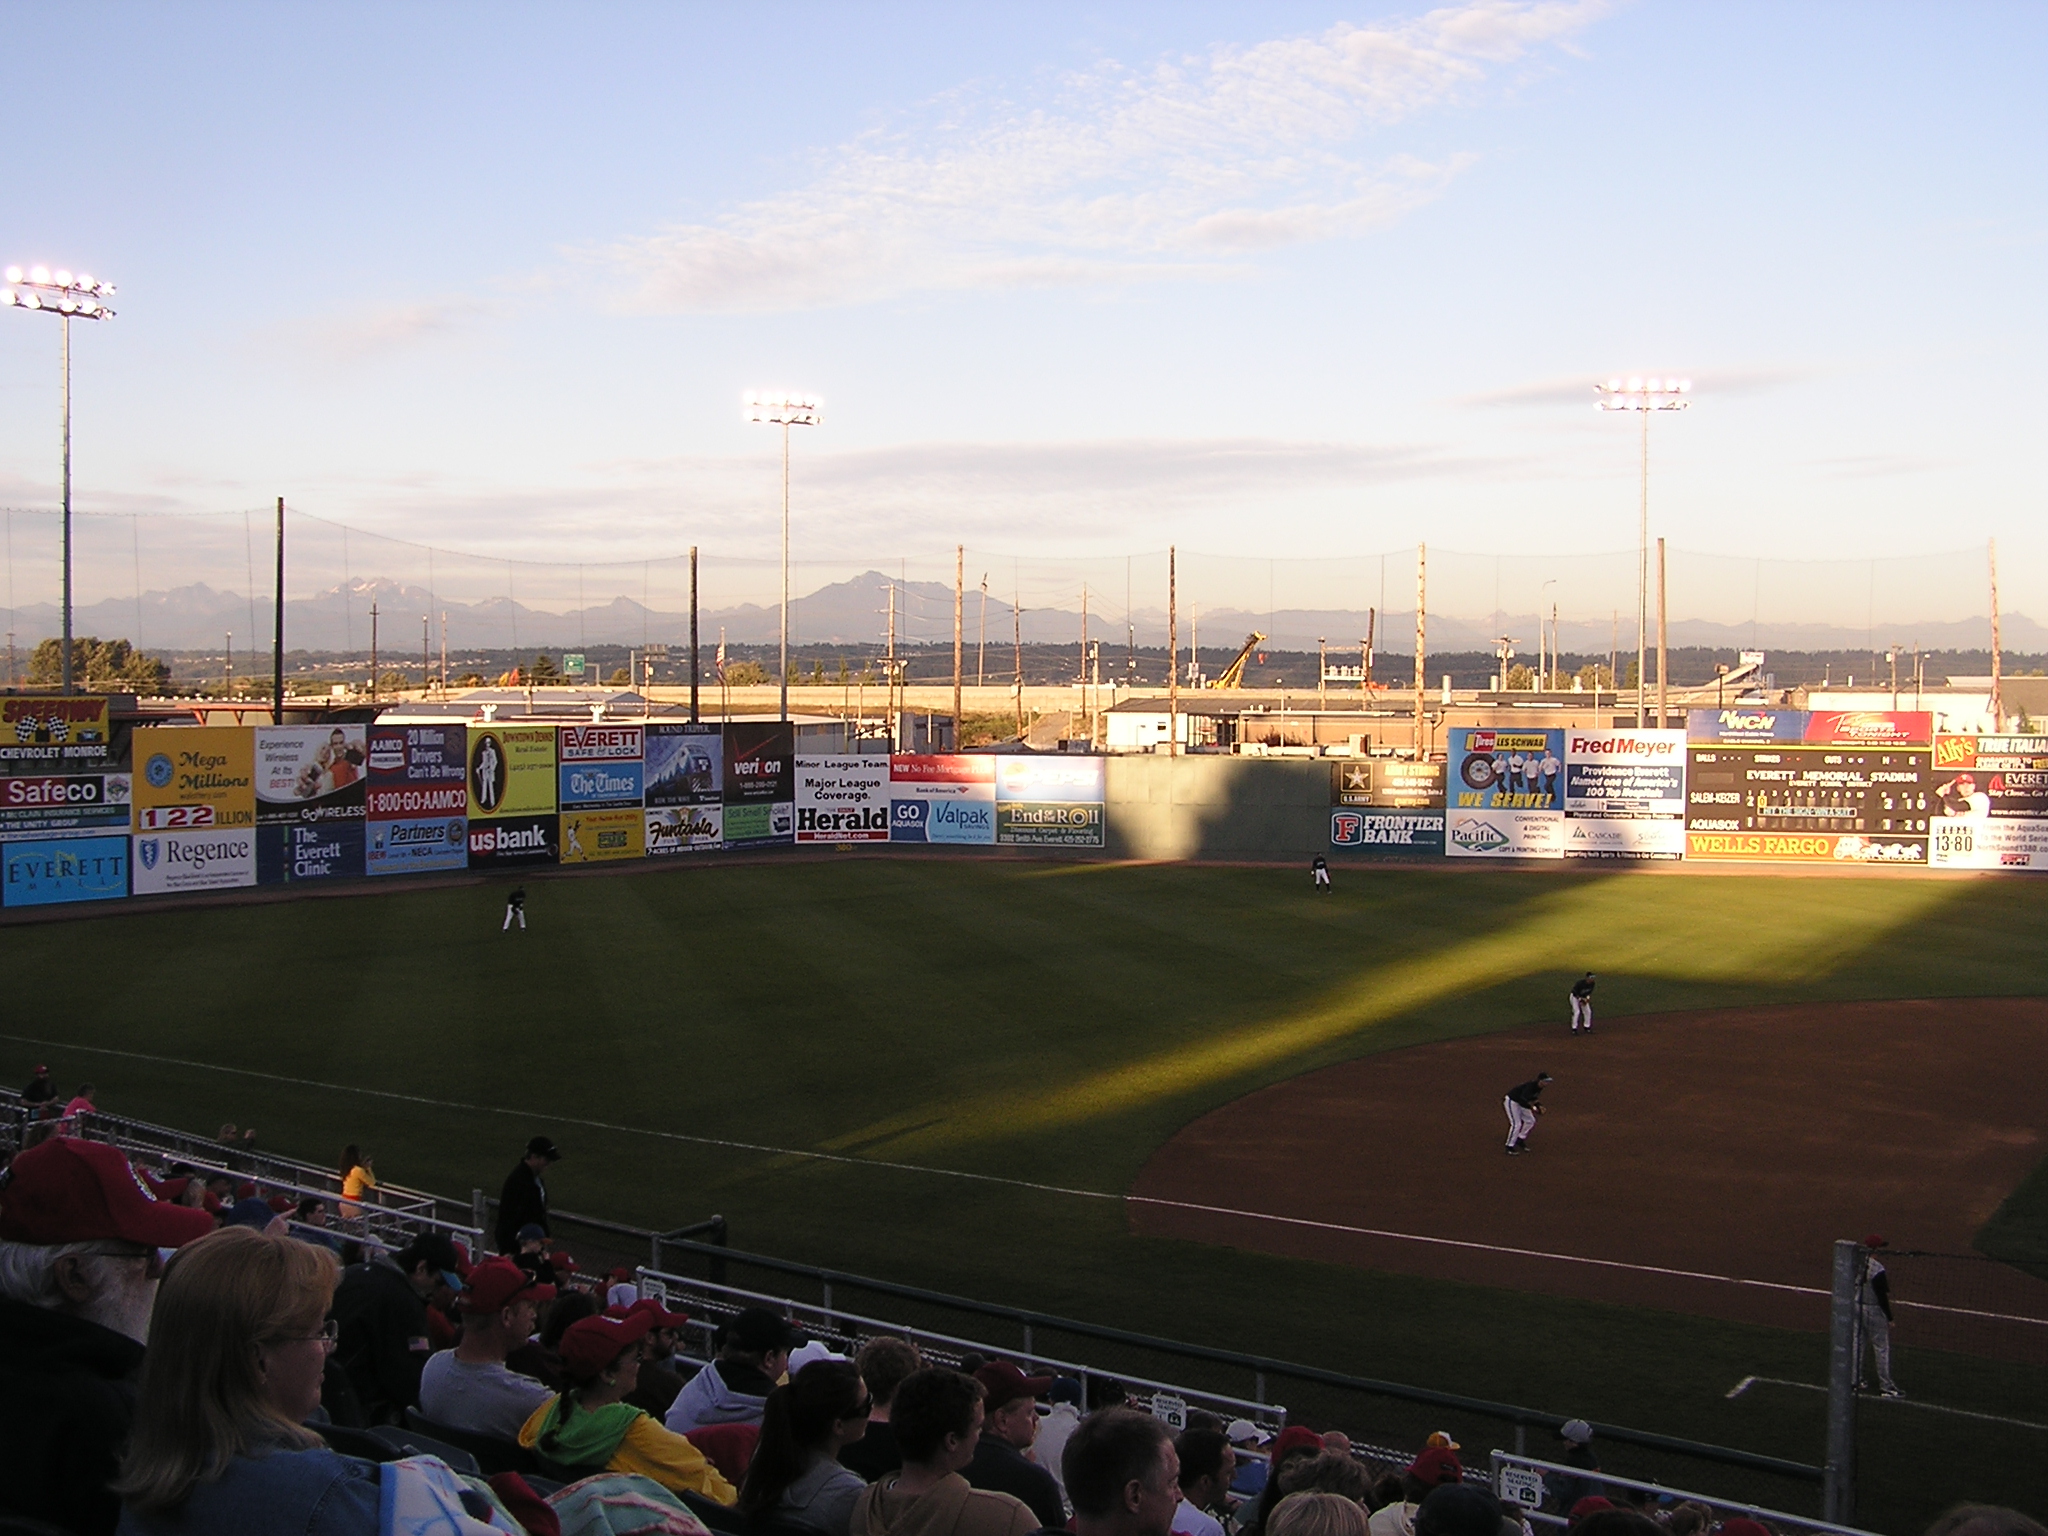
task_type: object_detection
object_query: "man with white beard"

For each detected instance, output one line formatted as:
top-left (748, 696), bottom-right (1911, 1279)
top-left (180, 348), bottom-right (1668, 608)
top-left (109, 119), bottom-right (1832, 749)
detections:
top-left (0, 1137), bottom-right (217, 1535)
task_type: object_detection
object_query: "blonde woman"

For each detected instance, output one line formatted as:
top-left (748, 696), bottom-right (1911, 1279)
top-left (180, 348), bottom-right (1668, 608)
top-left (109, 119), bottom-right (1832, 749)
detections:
top-left (1271, 1493), bottom-right (1374, 1536)
top-left (113, 1227), bottom-right (380, 1533)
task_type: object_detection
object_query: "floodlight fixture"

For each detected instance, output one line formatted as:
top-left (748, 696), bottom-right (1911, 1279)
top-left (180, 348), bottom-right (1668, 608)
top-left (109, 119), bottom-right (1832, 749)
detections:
top-left (743, 389), bottom-right (822, 720)
top-left (1595, 376), bottom-right (1691, 727)
top-left (6, 264), bottom-right (118, 694)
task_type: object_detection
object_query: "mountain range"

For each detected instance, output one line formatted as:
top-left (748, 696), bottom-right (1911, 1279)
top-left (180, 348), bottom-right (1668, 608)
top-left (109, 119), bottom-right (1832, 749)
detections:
top-left (7, 572), bottom-right (2036, 657)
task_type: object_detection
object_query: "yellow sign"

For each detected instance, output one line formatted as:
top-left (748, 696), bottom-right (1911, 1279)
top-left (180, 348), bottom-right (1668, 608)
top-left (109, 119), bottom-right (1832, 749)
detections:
top-left (133, 726), bottom-right (256, 831)
top-left (0, 695), bottom-right (113, 771)
top-left (467, 726), bottom-right (556, 819)
top-left (559, 806), bottom-right (645, 864)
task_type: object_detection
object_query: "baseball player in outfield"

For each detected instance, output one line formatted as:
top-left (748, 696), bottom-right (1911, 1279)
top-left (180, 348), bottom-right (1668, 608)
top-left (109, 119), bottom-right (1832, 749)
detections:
top-left (1311, 854), bottom-right (1331, 892)
top-left (1504, 1072), bottom-right (1552, 1155)
top-left (502, 886), bottom-right (527, 931)
top-left (1569, 973), bottom-right (1596, 1032)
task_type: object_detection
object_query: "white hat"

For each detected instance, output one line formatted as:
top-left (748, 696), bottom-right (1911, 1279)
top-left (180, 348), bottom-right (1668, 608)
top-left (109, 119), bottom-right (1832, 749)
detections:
top-left (1226, 1419), bottom-right (1264, 1446)
top-left (788, 1339), bottom-right (848, 1374)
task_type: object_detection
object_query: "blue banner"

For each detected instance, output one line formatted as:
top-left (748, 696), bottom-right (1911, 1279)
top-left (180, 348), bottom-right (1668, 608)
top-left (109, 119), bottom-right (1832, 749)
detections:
top-left (3, 834), bottom-right (130, 907)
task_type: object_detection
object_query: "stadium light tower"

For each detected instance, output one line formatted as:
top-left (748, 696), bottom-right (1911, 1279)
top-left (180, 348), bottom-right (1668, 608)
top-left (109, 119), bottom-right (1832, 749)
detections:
top-left (1595, 376), bottom-right (1689, 727)
top-left (4, 265), bottom-right (117, 695)
top-left (743, 390), bottom-right (821, 722)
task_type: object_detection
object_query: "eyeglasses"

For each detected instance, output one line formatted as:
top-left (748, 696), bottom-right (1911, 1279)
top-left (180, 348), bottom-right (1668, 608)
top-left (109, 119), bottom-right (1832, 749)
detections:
top-left (288, 1320), bottom-right (341, 1351)
top-left (850, 1397), bottom-right (874, 1417)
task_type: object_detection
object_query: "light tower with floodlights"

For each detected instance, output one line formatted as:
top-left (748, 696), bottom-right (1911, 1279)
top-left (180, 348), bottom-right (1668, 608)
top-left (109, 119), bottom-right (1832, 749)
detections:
top-left (1595, 375), bottom-right (1689, 727)
top-left (3, 265), bottom-right (117, 695)
top-left (743, 390), bottom-right (821, 722)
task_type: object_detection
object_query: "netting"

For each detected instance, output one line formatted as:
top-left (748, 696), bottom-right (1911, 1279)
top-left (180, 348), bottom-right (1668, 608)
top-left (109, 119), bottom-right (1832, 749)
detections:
top-left (1885, 1249), bottom-right (2048, 1368)
top-left (0, 505), bottom-right (2018, 673)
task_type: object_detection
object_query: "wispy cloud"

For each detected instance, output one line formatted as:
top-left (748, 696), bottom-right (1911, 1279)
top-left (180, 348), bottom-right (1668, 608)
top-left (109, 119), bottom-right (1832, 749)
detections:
top-left (277, 296), bottom-right (499, 363)
top-left (1456, 365), bottom-right (1816, 409)
top-left (585, 1), bottom-right (1609, 313)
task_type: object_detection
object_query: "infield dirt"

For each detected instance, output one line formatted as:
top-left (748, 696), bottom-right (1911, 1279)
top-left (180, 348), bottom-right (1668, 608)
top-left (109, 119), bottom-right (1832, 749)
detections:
top-left (1131, 998), bottom-right (2048, 1335)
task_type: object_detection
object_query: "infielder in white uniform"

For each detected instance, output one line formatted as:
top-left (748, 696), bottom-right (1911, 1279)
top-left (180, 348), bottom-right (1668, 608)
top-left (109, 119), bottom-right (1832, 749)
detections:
top-left (1569, 973), bottom-right (1596, 1032)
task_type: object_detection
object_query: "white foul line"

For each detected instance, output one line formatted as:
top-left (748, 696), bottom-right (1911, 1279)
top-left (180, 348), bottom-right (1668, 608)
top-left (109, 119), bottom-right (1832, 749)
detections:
top-left (1727, 1377), bottom-right (2048, 1432)
top-left (4, 1029), bottom-right (2041, 1323)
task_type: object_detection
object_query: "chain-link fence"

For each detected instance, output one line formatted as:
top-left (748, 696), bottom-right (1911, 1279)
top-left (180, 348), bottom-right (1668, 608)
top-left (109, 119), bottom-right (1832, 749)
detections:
top-left (0, 505), bottom-right (2020, 688)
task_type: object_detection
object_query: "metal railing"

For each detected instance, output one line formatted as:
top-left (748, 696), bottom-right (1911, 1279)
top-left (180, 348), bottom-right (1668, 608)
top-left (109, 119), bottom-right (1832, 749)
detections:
top-left (1490, 1451), bottom-right (1875, 1536)
top-left (649, 1237), bottom-right (1825, 1511)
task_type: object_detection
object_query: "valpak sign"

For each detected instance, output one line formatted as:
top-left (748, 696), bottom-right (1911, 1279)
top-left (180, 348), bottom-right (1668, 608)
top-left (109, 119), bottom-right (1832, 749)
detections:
top-left (891, 755), bottom-right (996, 845)
top-left (796, 757), bottom-right (891, 842)
top-left (131, 828), bottom-right (256, 894)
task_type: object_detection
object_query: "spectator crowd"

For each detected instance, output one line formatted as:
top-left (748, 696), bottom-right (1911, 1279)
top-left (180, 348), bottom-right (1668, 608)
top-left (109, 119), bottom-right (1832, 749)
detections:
top-left (2, 1098), bottom-right (2043, 1536)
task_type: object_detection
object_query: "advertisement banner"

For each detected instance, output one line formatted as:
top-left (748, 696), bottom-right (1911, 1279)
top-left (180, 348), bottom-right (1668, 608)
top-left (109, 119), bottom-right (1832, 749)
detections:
top-left (468, 726), bottom-right (557, 819)
top-left (467, 813), bottom-right (558, 868)
top-left (724, 723), bottom-right (793, 848)
top-left (1447, 729), bottom-right (1562, 857)
top-left (2, 834), bottom-right (128, 907)
top-left (1929, 734), bottom-right (2048, 868)
top-left (255, 727), bottom-right (367, 826)
top-left (1804, 711), bottom-right (1934, 747)
top-left (133, 726), bottom-right (256, 832)
top-left (560, 806), bottom-right (646, 863)
top-left (1685, 740), bottom-right (1931, 864)
top-left (557, 724), bottom-right (645, 809)
top-left (1331, 760), bottom-right (1445, 809)
top-left (1446, 808), bottom-right (1565, 859)
top-left (257, 823), bottom-right (366, 883)
top-left (367, 724), bottom-right (469, 819)
top-left (366, 814), bottom-right (469, 875)
top-left (1687, 708), bottom-right (1808, 745)
top-left (646, 804), bottom-right (723, 855)
top-left (997, 801), bottom-right (1106, 846)
top-left (890, 755), bottom-right (997, 845)
top-left (131, 827), bottom-right (256, 894)
top-left (796, 757), bottom-right (892, 842)
top-left (645, 725), bottom-right (723, 807)
top-left (0, 773), bottom-right (131, 839)
top-left (1930, 817), bottom-right (2048, 871)
top-left (1329, 810), bottom-right (1446, 856)
top-left (995, 756), bottom-right (1105, 803)
top-left (1563, 729), bottom-right (1685, 861)
top-left (1, 696), bottom-right (116, 773)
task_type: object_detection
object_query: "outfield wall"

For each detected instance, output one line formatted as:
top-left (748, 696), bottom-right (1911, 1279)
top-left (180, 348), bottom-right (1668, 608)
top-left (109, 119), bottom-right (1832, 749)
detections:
top-left (4, 701), bottom-right (2045, 909)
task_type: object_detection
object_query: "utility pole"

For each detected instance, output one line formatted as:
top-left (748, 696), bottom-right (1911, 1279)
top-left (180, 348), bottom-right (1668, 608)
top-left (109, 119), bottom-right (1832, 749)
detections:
top-left (440, 611), bottom-right (448, 695)
top-left (369, 603), bottom-right (379, 703)
top-left (689, 545), bottom-right (700, 724)
top-left (953, 544), bottom-right (964, 741)
top-left (1079, 585), bottom-right (1089, 704)
top-left (1989, 539), bottom-right (2004, 731)
top-left (1657, 537), bottom-right (1669, 728)
top-left (224, 632), bottom-right (232, 700)
top-left (272, 496), bottom-right (286, 720)
top-left (885, 581), bottom-right (897, 752)
top-left (1363, 608), bottom-right (1375, 693)
top-left (1012, 589), bottom-right (1024, 739)
top-left (421, 615), bottom-right (430, 695)
top-left (977, 573), bottom-right (988, 689)
top-left (1167, 545), bottom-right (1178, 757)
top-left (1413, 545), bottom-right (1427, 758)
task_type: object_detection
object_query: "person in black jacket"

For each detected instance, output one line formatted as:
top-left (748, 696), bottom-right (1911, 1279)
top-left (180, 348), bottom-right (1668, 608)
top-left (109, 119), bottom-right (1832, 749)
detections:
top-left (964, 1359), bottom-right (1064, 1529)
top-left (495, 1135), bottom-right (562, 1254)
top-left (0, 1136), bottom-right (217, 1535)
top-left (328, 1231), bottom-right (465, 1424)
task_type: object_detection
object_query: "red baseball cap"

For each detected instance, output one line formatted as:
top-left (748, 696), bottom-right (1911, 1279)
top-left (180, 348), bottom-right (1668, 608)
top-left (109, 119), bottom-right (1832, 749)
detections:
top-left (1407, 1446), bottom-right (1464, 1487)
top-left (462, 1256), bottom-right (556, 1314)
top-left (559, 1309), bottom-right (653, 1379)
top-left (1863, 1235), bottom-right (1887, 1249)
top-left (0, 1139), bottom-right (217, 1248)
top-left (975, 1360), bottom-right (1055, 1412)
top-left (619, 1296), bottom-right (688, 1328)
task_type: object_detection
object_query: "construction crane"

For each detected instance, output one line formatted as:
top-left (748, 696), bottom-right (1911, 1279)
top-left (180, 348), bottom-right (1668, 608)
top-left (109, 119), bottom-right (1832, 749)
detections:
top-left (1208, 631), bottom-right (1265, 689)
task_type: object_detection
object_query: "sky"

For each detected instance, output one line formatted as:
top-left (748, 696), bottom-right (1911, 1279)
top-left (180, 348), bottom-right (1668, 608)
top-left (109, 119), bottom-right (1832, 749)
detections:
top-left (1, 1), bottom-right (2044, 632)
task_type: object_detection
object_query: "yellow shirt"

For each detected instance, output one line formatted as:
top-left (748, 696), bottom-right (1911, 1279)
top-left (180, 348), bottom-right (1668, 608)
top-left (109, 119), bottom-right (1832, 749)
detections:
top-left (518, 1397), bottom-right (738, 1504)
top-left (342, 1165), bottom-right (377, 1201)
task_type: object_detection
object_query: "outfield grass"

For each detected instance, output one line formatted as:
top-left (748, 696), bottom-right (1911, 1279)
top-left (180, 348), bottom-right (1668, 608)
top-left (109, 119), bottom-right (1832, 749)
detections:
top-left (9, 858), bottom-right (2048, 1530)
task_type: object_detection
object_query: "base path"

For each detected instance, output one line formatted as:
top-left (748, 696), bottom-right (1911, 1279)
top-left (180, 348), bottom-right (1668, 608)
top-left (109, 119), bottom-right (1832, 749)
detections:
top-left (1130, 998), bottom-right (2048, 1334)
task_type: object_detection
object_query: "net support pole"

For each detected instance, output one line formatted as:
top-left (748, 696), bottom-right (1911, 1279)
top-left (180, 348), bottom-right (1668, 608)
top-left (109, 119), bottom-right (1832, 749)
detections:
top-left (1656, 537), bottom-right (1668, 728)
top-left (1167, 546), bottom-right (1178, 758)
top-left (690, 546), bottom-right (700, 724)
top-left (1413, 544), bottom-right (1427, 758)
top-left (1823, 1238), bottom-right (1859, 1524)
top-left (953, 545), bottom-right (964, 743)
top-left (272, 496), bottom-right (286, 721)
